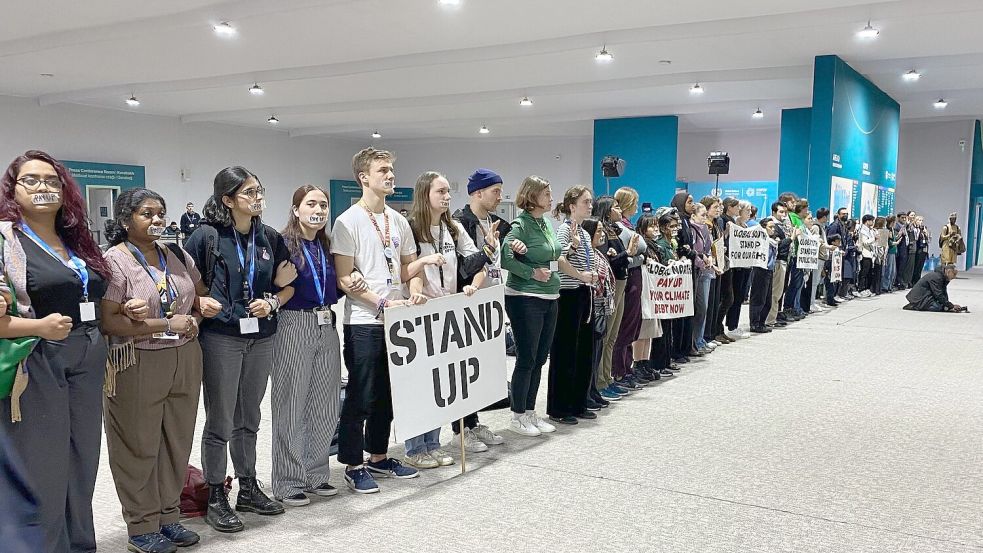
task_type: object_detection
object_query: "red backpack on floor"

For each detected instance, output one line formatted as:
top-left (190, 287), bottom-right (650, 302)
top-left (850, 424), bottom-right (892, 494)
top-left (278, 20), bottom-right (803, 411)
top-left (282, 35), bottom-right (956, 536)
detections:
top-left (180, 465), bottom-right (231, 518)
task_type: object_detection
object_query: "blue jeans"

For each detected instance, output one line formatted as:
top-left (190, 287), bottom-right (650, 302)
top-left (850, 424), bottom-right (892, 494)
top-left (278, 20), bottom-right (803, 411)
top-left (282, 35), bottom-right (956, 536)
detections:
top-left (784, 262), bottom-right (805, 314)
top-left (882, 253), bottom-right (896, 291)
top-left (404, 429), bottom-right (441, 456)
top-left (692, 271), bottom-right (712, 349)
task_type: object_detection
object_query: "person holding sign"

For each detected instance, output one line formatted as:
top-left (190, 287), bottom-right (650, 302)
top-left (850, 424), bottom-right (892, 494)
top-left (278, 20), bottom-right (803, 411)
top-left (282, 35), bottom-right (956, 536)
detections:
top-left (0, 150), bottom-right (112, 553)
top-left (765, 202), bottom-right (792, 328)
top-left (331, 148), bottom-right (428, 494)
top-left (749, 217), bottom-right (779, 333)
top-left (401, 171), bottom-right (493, 466)
top-left (183, 167), bottom-right (296, 531)
top-left (501, 176), bottom-right (563, 436)
top-left (100, 188), bottom-right (220, 552)
top-left (644, 209), bottom-right (681, 376)
top-left (270, 185), bottom-right (354, 507)
top-left (548, 186), bottom-right (603, 426)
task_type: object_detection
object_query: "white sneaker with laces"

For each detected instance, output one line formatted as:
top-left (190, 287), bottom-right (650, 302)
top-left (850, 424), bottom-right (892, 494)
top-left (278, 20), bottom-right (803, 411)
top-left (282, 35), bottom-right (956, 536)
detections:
top-left (528, 412), bottom-right (556, 433)
top-left (473, 424), bottom-right (504, 445)
top-left (404, 452), bottom-right (439, 469)
top-left (429, 448), bottom-right (455, 466)
top-left (709, 340), bottom-right (722, 347)
top-left (508, 414), bottom-right (541, 436)
top-left (725, 329), bottom-right (744, 340)
top-left (457, 429), bottom-right (489, 452)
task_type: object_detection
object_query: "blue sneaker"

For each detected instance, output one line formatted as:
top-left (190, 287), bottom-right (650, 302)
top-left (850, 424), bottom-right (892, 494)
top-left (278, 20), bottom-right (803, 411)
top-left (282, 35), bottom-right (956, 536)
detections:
top-left (127, 532), bottom-right (177, 553)
top-left (159, 523), bottom-right (199, 547)
top-left (344, 467), bottom-right (380, 494)
top-left (366, 457), bottom-right (420, 479)
top-left (600, 388), bottom-right (621, 401)
top-left (609, 384), bottom-right (631, 396)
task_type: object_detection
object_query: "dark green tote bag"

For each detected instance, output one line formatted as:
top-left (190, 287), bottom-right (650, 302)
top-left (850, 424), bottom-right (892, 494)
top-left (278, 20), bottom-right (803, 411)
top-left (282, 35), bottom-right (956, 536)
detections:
top-left (0, 232), bottom-right (39, 399)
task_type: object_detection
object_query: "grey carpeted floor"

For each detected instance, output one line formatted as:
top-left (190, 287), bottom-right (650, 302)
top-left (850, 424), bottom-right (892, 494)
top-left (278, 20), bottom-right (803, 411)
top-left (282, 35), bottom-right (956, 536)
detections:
top-left (92, 269), bottom-right (983, 552)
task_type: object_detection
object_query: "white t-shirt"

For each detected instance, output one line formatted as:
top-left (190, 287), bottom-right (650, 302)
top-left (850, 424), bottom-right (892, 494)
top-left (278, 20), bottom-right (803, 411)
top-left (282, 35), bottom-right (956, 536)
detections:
top-left (331, 205), bottom-right (416, 325)
top-left (474, 216), bottom-right (502, 288)
top-left (413, 220), bottom-right (479, 299)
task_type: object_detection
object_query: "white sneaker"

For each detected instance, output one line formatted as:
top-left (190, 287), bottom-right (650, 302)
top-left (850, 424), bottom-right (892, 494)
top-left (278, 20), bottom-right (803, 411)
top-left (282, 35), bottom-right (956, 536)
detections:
top-left (473, 424), bottom-right (504, 445)
top-left (457, 429), bottom-right (489, 452)
top-left (404, 452), bottom-right (439, 469)
top-left (508, 414), bottom-right (541, 437)
top-left (528, 412), bottom-right (556, 433)
top-left (738, 329), bottom-right (751, 338)
top-left (429, 448), bottom-right (455, 466)
top-left (709, 340), bottom-right (722, 347)
top-left (725, 329), bottom-right (744, 340)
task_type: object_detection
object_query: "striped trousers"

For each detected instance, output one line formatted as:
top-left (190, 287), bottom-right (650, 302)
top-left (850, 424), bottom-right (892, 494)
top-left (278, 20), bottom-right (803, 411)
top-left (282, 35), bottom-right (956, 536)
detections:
top-left (271, 310), bottom-right (342, 499)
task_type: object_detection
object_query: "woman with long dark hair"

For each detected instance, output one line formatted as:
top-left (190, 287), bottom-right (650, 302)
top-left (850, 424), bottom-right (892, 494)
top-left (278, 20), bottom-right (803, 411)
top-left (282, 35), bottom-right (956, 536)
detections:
top-left (669, 192), bottom-right (697, 362)
top-left (0, 150), bottom-right (111, 552)
top-left (592, 195), bottom-right (633, 398)
top-left (183, 166), bottom-right (297, 532)
top-left (642, 210), bottom-right (680, 376)
top-left (579, 217), bottom-right (616, 406)
top-left (271, 185), bottom-right (348, 507)
top-left (101, 188), bottom-right (220, 552)
top-left (700, 196), bottom-right (726, 348)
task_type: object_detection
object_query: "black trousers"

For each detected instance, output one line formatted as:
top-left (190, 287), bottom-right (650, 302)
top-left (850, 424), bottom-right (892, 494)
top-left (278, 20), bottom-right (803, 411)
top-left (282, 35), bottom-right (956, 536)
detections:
top-left (671, 317), bottom-right (691, 358)
top-left (338, 325), bottom-right (393, 466)
top-left (715, 270), bottom-right (734, 336)
top-left (505, 296), bottom-right (558, 414)
top-left (586, 308), bottom-right (607, 403)
top-left (911, 251), bottom-right (928, 286)
top-left (749, 267), bottom-right (774, 327)
top-left (547, 287), bottom-right (593, 418)
top-left (858, 258), bottom-right (873, 291)
top-left (726, 268), bottom-right (749, 330)
top-left (704, 278), bottom-right (721, 343)
top-left (651, 319), bottom-right (673, 369)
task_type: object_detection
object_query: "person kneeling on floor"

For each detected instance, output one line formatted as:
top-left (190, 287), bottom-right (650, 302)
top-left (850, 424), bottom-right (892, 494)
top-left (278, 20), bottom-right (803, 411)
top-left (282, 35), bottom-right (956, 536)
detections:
top-left (903, 264), bottom-right (967, 312)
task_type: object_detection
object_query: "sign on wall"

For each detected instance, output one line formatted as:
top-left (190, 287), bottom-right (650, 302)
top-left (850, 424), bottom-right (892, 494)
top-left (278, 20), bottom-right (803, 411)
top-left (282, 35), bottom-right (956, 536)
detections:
top-left (62, 160), bottom-right (145, 194)
top-left (329, 179), bottom-right (414, 223)
top-left (384, 285), bottom-right (508, 442)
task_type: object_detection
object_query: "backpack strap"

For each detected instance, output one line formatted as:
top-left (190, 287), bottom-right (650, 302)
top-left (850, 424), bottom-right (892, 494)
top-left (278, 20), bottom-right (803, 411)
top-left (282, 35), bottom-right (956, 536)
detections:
top-left (164, 242), bottom-right (188, 268)
top-left (200, 225), bottom-right (220, 290)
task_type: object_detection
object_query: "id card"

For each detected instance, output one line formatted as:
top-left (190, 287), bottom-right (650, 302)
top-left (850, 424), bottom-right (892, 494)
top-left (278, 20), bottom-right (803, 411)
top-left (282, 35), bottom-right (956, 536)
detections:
top-left (152, 332), bottom-right (181, 340)
top-left (239, 317), bottom-right (259, 334)
top-left (549, 261), bottom-right (559, 273)
top-left (487, 267), bottom-right (501, 280)
top-left (316, 309), bottom-right (334, 327)
top-left (79, 302), bottom-right (96, 322)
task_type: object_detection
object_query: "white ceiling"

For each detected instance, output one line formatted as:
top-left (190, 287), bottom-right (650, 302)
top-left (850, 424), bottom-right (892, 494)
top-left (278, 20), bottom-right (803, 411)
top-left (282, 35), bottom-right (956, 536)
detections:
top-left (3, 0), bottom-right (983, 140)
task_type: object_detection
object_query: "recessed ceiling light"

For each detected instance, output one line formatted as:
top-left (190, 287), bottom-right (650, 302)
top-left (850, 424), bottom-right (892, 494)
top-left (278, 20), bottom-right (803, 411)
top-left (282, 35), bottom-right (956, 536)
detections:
top-left (933, 98), bottom-right (948, 109)
top-left (902, 69), bottom-right (921, 82)
top-left (857, 20), bottom-right (880, 39)
top-left (690, 83), bottom-right (705, 95)
top-left (438, 0), bottom-right (461, 6)
top-left (478, 125), bottom-right (490, 134)
top-left (371, 131), bottom-right (382, 138)
top-left (126, 95), bottom-right (140, 107)
top-left (267, 115), bottom-right (279, 125)
top-left (519, 96), bottom-right (533, 107)
top-left (595, 46), bottom-right (613, 63)
top-left (213, 22), bottom-right (237, 37)
top-left (249, 83), bottom-right (264, 96)
top-left (752, 108), bottom-right (764, 119)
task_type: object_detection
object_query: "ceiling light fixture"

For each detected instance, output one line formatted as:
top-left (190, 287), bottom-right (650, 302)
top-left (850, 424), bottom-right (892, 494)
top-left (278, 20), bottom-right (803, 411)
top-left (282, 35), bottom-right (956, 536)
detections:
top-left (519, 96), bottom-right (533, 107)
top-left (752, 108), bottom-right (764, 119)
top-left (371, 131), bottom-right (382, 138)
top-left (595, 46), bottom-right (613, 63)
top-left (40, 73), bottom-right (54, 78)
top-left (267, 115), bottom-right (279, 125)
top-left (857, 20), bottom-right (879, 39)
top-left (478, 125), bottom-right (490, 134)
top-left (902, 69), bottom-right (921, 82)
top-left (690, 83), bottom-right (704, 95)
top-left (249, 83), bottom-right (264, 96)
top-left (438, 0), bottom-right (461, 6)
top-left (126, 95), bottom-right (140, 107)
top-left (213, 22), bottom-right (237, 37)
top-left (933, 98), bottom-right (948, 109)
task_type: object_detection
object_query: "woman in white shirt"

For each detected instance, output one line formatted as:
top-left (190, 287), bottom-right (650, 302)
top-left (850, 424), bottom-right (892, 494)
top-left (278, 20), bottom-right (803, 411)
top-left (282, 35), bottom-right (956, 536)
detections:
top-left (857, 214), bottom-right (877, 297)
top-left (402, 171), bottom-right (491, 468)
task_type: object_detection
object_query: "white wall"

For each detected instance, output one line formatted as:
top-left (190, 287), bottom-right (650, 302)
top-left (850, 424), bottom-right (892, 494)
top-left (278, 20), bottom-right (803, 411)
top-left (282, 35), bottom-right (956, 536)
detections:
top-left (896, 119), bottom-right (974, 266)
top-left (0, 95), bottom-right (360, 230)
top-left (378, 137), bottom-right (593, 213)
top-left (676, 128), bottom-right (780, 184)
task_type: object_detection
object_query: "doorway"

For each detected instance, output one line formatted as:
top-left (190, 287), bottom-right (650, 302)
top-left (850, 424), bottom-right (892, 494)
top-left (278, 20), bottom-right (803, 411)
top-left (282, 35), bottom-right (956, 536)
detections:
top-left (86, 185), bottom-right (119, 247)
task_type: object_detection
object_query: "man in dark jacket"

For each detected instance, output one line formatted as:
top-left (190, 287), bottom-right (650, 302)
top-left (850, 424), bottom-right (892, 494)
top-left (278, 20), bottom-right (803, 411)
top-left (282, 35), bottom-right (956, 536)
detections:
top-left (904, 264), bottom-right (965, 312)
top-left (766, 202), bottom-right (793, 327)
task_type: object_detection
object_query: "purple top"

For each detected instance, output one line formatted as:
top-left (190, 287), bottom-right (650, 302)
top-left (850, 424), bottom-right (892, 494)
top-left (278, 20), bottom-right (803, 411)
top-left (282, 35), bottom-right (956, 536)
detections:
top-left (692, 222), bottom-right (713, 275)
top-left (283, 238), bottom-right (339, 310)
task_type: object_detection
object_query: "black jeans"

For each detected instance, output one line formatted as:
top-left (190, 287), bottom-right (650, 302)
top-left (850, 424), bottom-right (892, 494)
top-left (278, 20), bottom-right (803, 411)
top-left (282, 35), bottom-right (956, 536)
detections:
top-left (858, 258), bottom-right (873, 291)
top-left (548, 287), bottom-right (593, 418)
top-left (651, 320), bottom-right (673, 369)
top-left (726, 268), bottom-right (749, 330)
top-left (716, 270), bottom-right (734, 336)
top-left (749, 266), bottom-right (773, 327)
top-left (338, 325), bottom-right (393, 466)
top-left (505, 296), bottom-right (558, 414)
top-left (704, 278), bottom-right (721, 343)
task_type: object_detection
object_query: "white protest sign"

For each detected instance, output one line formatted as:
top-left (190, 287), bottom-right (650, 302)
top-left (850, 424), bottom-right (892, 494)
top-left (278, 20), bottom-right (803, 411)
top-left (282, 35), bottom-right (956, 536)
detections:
top-left (830, 249), bottom-right (843, 283)
top-left (384, 285), bottom-right (508, 442)
top-left (641, 259), bottom-right (694, 320)
top-left (797, 234), bottom-right (821, 270)
top-left (727, 225), bottom-right (770, 269)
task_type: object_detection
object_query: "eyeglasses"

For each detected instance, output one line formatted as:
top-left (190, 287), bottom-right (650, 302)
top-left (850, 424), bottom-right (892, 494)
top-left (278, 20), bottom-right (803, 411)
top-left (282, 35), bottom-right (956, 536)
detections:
top-left (16, 176), bottom-right (63, 190)
top-left (238, 186), bottom-right (266, 200)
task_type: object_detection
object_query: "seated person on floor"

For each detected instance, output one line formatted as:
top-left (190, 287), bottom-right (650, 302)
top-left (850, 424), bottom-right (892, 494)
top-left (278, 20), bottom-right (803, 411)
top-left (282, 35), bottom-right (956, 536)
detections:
top-left (903, 264), bottom-right (967, 312)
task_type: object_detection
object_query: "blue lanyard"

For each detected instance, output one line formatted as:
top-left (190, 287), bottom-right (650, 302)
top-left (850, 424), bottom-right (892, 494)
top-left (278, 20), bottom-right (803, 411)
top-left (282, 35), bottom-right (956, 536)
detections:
top-left (301, 241), bottom-right (328, 307)
top-left (235, 224), bottom-right (257, 299)
top-left (127, 243), bottom-right (176, 318)
top-left (20, 222), bottom-right (90, 301)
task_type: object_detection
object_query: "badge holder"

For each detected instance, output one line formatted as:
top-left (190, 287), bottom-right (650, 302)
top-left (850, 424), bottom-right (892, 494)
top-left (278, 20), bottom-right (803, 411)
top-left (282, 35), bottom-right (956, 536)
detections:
top-left (315, 307), bottom-right (334, 327)
top-left (79, 296), bottom-right (96, 322)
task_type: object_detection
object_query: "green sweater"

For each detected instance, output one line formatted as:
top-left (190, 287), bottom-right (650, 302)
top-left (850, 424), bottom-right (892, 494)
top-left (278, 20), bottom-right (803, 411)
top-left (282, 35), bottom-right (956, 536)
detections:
top-left (501, 211), bottom-right (562, 296)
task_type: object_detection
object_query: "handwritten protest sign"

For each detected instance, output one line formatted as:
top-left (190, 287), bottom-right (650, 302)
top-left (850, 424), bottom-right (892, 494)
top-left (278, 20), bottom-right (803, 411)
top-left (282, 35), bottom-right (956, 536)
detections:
top-left (384, 285), bottom-right (508, 442)
top-left (830, 249), bottom-right (843, 283)
top-left (641, 259), bottom-right (694, 320)
top-left (797, 234), bottom-right (820, 270)
top-left (727, 225), bottom-right (769, 269)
